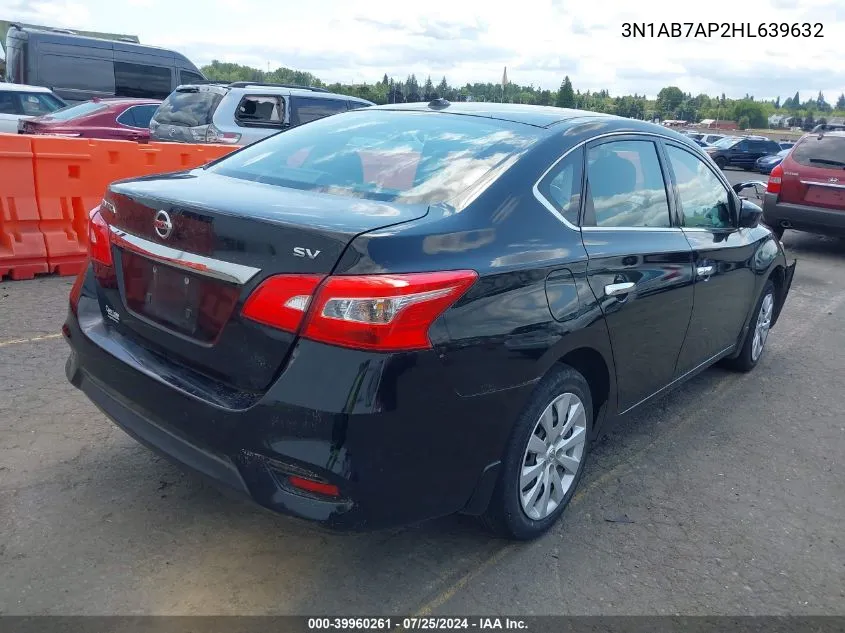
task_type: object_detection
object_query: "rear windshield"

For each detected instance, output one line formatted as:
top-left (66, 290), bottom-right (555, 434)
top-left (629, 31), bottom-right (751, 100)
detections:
top-left (209, 110), bottom-right (540, 205)
top-left (153, 89), bottom-right (223, 127)
top-left (44, 101), bottom-right (107, 121)
top-left (791, 135), bottom-right (845, 168)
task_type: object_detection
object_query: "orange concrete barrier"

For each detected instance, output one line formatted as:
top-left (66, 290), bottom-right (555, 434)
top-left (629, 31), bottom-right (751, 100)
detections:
top-left (0, 135), bottom-right (48, 280)
top-left (0, 133), bottom-right (238, 279)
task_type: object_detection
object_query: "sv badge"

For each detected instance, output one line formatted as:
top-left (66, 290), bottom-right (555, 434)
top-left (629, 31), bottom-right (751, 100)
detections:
top-left (293, 247), bottom-right (321, 259)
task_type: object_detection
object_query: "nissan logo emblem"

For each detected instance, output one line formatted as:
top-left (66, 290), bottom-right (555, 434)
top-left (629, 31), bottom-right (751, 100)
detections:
top-left (154, 210), bottom-right (173, 239)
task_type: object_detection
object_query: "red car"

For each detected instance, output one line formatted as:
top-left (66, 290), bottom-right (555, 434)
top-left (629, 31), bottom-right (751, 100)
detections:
top-left (763, 130), bottom-right (845, 238)
top-left (17, 98), bottom-right (161, 142)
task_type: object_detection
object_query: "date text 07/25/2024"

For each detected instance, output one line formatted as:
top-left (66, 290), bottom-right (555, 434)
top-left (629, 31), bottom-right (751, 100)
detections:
top-left (622, 22), bottom-right (823, 38)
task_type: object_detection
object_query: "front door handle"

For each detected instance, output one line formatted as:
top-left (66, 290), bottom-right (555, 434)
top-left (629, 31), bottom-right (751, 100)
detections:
top-left (605, 281), bottom-right (635, 297)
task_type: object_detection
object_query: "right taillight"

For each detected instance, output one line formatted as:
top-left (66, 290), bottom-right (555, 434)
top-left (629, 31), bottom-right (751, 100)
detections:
top-left (302, 270), bottom-right (478, 352)
top-left (241, 270), bottom-right (478, 352)
top-left (767, 163), bottom-right (783, 195)
top-left (88, 207), bottom-right (113, 266)
top-left (241, 274), bottom-right (324, 331)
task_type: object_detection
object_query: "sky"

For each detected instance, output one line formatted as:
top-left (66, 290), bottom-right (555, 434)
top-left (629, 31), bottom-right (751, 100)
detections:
top-left (2, 0), bottom-right (845, 101)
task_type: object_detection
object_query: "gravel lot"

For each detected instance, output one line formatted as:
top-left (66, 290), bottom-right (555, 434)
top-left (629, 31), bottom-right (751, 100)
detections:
top-left (1, 173), bottom-right (843, 615)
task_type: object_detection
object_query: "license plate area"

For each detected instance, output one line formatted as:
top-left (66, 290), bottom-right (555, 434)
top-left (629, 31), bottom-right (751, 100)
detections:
top-left (121, 251), bottom-right (240, 342)
top-left (805, 185), bottom-right (845, 208)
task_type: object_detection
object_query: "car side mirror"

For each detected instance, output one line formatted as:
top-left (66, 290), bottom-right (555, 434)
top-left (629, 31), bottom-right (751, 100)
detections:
top-left (732, 181), bottom-right (767, 198)
top-left (737, 198), bottom-right (763, 228)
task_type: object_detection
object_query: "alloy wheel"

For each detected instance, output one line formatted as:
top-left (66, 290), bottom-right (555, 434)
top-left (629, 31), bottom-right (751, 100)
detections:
top-left (519, 392), bottom-right (587, 520)
top-left (751, 292), bottom-right (774, 362)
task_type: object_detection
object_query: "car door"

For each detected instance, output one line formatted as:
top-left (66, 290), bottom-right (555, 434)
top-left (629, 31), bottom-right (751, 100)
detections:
top-left (729, 139), bottom-right (751, 168)
top-left (662, 141), bottom-right (759, 375)
top-left (581, 136), bottom-right (695, 412)
top-left (0, 91), bottom-right (22, 133)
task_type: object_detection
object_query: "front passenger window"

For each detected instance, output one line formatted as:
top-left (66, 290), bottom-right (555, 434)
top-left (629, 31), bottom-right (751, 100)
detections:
top-left (665, 145), bottom-right (733, 229)
top-left (584, 140), bottom-right (671, 228)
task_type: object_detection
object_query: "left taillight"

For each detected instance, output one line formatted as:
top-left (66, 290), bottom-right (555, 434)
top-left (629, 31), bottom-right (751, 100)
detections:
top-left (87, 207), bottom-right (112, 266)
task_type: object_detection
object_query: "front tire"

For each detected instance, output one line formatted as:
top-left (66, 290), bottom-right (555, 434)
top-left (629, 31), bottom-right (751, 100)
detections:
top-left (724, 280), bottom-right (776, 372)
top-left (482, 365), bottom-right (591, 540)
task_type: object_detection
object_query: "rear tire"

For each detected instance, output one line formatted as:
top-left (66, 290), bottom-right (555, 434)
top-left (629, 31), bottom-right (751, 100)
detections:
top-left (772, 225), bottom-right (785, 240)
top-left (482, 365), bottom-right (591, 540)
top-left (715, 156), bottom-right (727, 169)
top-left (724, 280), bottom-right (776, 373)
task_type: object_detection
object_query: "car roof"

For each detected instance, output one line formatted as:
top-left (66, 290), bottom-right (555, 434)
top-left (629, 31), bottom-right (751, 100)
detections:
top-left (92, 98), bottom-right (161, 106)
top-left (0, 83), bottom-right (54, 93)
top-left (175, 83), bottom-right (373, 105)
top-left (368, 102), bottom-right (617, 128)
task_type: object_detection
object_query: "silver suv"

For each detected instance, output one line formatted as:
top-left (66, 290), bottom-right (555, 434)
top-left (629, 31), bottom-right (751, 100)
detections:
top-left (149, 82), bottom-right (374, 146)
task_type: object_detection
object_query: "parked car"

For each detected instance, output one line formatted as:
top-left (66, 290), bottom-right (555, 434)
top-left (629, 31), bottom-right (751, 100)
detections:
top-left (706, 136), bottom-right (782, 169)
top-left (763, 130), bottom-right (845, 238)
top-left (0, 82), bottom-right (66, 133)
top-left (150, 82), bottom-right (374, 146)
top-left (17, 98), bottom-right (161, 141)
top-left (5, 24), bottom-right (205, 104)
top-left (811, 123), bottom-right (845, 133)
top-left (685, 132), bottom-right (725, 146)
top-left (64, 102), bottom-right (796, 540)
top-left (755, 148), bottom-right (790, 174)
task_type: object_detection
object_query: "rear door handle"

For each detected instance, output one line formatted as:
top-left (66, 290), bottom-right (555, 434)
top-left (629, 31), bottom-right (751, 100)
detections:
top-left (697, 265), bottom-right (714, 279)
top-left (605, 282), bottom-right (635, 297)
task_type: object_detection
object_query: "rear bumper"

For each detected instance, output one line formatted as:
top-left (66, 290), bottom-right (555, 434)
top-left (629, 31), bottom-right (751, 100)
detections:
top-left (64, 272), bottom-right (528, 530)
top-left (763, 193), bottom-right (845, 236)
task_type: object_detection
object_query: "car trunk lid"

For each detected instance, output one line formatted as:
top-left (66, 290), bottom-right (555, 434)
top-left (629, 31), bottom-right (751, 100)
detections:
top-left (98, 170), bottom-right (428, 393)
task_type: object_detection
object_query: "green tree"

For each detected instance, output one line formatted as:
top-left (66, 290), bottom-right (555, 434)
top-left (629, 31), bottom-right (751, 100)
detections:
top-left (774, 96), bottom-right (780, 109)
top-left (656, 86), bottom-right (685, 117)
top-left (803, 112), bottom-right (815, 131)
top-left (837, 94), bottom-right (845, 110)
top-left (733, 99), bottom-right (767, 128)
top-left (423, 76), bottom-right (434, 100)
top-left (738, 116), bottom-right (750, 130)
top-left (791, 91), bottom-right (800, 110)
top-left (436, 76), bottom-right (448, 99)
top-left (556, 76), bottom-right (575, 108)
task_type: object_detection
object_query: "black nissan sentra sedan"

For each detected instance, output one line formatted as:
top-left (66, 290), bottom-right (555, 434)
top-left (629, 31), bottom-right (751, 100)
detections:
top-left (64, 101), bottom-right (796, 539)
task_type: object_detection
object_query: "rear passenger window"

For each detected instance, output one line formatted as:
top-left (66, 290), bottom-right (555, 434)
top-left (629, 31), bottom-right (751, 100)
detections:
top-left (536, 146), bottom-right (584, 226)
top-left (291, 97), bottom-right (348, 125)
top-left (180, 70), bottom-right (205, 85)
top-left (583, 140), bottom-right (671, 228)
top-left (235, 95), bottom-right (285, 127)
top-left (114, 62), bottom-right (172, 99)
top-left (118, 105), bottom-right (158, 128)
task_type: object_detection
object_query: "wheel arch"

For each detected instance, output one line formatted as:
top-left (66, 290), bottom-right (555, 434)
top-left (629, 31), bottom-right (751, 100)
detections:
top-left (768, 264), bottom-right (786, 327)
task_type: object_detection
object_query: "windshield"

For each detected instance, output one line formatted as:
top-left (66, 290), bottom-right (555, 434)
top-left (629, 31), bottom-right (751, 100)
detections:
top-left (17, 92), bottom-right (65, 116)
top-left (153, 89), bottom-right (223, 127)
top-left (42, 101), bottom-right (107, 121)
top-left (210, 110), bottom-right (540, 205)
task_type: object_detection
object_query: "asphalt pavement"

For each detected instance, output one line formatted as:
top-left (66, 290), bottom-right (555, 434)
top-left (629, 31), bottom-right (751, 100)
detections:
top-left (1, 178), bottom-right (843, 615)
